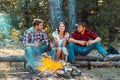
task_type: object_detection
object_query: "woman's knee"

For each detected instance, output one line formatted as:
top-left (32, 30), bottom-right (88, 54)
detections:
top-left (56, 48), bottom-right (62, 53)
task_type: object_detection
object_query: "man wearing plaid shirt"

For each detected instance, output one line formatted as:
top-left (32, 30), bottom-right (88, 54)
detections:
top-left (68, 21), bottom-right (109, 63)
top-left (23, 19), bottom-right (49, 72)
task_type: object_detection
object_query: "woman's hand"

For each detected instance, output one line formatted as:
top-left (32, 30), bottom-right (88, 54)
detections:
top-left (54, 38), bottom-right (58, 43)
top-left (53, 38), bottom-right (58, 47)
top-left (64, 33), bottom-right (69, 39)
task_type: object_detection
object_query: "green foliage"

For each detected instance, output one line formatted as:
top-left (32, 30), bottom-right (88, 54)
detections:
top-left (0, 0), bottom-right (49, 27)
top-left (0, 70), bottom-right (6, 78)
top-left (43, 23), bottom-right (52, 40)
top-left (0, 0), bottom-right (120, 46)
top-left (77, 0), bottom-right (120, 46)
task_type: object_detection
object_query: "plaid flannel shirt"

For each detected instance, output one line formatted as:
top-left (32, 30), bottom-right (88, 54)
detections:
top-left (70, 29), bottom-right (98, 46)
top-left (23, 27), bottom-right (48, 45)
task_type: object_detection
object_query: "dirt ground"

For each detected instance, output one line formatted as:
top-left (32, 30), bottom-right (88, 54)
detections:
top-left (0, 66), bottom-right (120, 80)
top-left (0, 47), bottom-right (120, 80)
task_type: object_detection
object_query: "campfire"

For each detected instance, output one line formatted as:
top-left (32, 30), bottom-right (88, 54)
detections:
top-left (37, 57), bottom-right (63, 72)
top-left (37, 53), bottom-right (81, 78)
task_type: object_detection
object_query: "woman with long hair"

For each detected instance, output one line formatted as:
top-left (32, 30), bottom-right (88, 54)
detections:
top-left (52, 22), bottom-right (69, 61)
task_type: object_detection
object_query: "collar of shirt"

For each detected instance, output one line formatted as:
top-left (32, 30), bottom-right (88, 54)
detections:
top-left (28, 27), bottom-right (43, 33)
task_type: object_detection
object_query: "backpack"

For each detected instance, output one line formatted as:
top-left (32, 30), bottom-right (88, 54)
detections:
top-left (106, 46), bottom-right (120, 54)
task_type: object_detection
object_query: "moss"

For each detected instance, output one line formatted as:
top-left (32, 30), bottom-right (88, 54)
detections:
top-left (0, 70), bottom-right (6, 78)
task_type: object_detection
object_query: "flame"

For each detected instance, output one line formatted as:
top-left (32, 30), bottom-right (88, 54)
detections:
top-left (37, 57), bottom-right (63, 72)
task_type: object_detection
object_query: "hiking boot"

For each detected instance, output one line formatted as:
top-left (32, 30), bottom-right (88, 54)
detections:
top-left (106, 46), bottom-right (120, 54)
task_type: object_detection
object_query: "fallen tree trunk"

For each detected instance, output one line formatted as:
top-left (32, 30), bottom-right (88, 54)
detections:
top-left (0, 56), bottom-right (27, 69)
top-left (0, 56), bottom-right (26, 62)
top-left (75, 54), bottom-right (120, 61)
top-left (75, 55), bottom-right (103, 61)
top-left (1, 54), bottom-right (120, 62)
top-left (75, 61), bottom-right (120, 67)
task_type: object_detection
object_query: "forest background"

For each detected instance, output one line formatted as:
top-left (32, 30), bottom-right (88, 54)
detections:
top-left (0, 0), bottom-right (120, 47)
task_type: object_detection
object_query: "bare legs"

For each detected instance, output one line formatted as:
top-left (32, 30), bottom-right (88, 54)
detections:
top-left (55, 48), bottom-right (66, 61)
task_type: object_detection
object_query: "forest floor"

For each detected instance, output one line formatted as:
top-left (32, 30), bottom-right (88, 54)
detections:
top-left (0, 45), bottom-right (120, 80)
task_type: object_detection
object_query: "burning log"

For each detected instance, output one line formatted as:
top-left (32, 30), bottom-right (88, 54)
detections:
top-left (37, 57), bottom-right (63, 72)
top-left (37, 53), bottom-right (81, 78)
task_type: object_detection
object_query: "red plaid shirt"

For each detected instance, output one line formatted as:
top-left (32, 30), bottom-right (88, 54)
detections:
top-left (70, 29), bottom-right (98, 46)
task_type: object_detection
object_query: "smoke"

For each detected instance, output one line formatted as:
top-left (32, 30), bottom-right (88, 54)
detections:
top-left (0, 13), bottom-right (11, 39)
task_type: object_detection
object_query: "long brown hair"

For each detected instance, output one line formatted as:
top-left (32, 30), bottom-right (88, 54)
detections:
top-left (57, 22), bottom-right (67, 36)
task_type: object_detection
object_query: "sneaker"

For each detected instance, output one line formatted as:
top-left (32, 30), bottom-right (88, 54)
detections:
top-left (104, 54), bottom-right (120, 61)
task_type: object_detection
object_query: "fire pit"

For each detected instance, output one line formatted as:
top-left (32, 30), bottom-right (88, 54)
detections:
top-left (37, 53), bottom-right (81, 78)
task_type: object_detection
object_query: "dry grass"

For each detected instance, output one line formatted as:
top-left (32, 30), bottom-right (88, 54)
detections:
top-left (0, 48), bottom-right (24, 71)
top-left (0, 49), bottom-right (24, 56)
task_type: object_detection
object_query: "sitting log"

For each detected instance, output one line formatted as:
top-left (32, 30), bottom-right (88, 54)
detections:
top-left (1, 54), bottom-right (120, 62)
top-left (0, 56), bottom-right (27, 69)
top-left (0, 56), bottom-right (26, 62)
top-left (75, 54), bottom-right (120, 61)
top-left (75, 61), bottom-right (120, 68)
top-left (0, 54), bottom-right (120, 69)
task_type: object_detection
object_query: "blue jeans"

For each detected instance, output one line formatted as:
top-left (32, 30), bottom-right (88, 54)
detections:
top-left (68, 42), bottom-right (108, 61)
top-left (25, 45), bottom-right (48, 69)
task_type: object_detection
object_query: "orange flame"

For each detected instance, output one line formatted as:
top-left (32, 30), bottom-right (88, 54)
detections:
top-left (37, 57), bottom-right (63, 72)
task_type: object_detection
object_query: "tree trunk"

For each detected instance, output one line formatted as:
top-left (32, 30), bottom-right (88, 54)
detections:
top-left (48, 0), bottom-right (64, 31)
top-left (23, 0), bottom-right (30, 27)
top-left (68, 0), bottom-right (76, 33)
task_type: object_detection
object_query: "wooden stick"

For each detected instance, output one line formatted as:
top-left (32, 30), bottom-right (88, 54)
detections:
top-left (7, 72), bottom-right (30, 75)
top-left (37, 68), bottom-right (50, 76)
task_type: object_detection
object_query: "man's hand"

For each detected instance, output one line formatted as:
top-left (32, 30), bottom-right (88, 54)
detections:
top-left (86, 40), bottom-right (94, 46)
top-left (35, 41), bottom-right (41, 46)
top-left (78, 41), bottom-right (87, 46)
